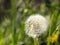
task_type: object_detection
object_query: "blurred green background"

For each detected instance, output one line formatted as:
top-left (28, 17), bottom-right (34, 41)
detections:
top-left (0, 0), bottom-right (60, 45)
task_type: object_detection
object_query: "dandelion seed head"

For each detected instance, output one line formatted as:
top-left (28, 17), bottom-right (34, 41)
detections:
top-left (25, 14), bottom-right (49, 38)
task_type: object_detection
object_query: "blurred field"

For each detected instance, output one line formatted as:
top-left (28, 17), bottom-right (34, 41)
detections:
top-left (0, 0), bottom-right (60, 45)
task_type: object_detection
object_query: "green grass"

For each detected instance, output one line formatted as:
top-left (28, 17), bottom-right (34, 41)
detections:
top-left (0, 0), bottom-right (60, 45)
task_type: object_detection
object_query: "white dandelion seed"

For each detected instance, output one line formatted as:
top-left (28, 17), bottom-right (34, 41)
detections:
top-left (25, 14), bottom-right (49, 38)
top-left (24, 9), bottom-right (28, 13)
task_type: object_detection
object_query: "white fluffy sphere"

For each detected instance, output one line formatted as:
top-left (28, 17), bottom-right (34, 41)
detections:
top-left (25, 14), bottom-right (49, 38)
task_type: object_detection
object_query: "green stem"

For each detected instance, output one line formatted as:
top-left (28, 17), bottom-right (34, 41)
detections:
top-left (34, 37), bottom-right (39, 45)
top-left (10, 0), bottom-right (17, 45)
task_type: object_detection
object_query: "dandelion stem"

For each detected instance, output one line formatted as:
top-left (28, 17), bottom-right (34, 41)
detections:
top-left (34, 37), bottom-right (39, 45)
